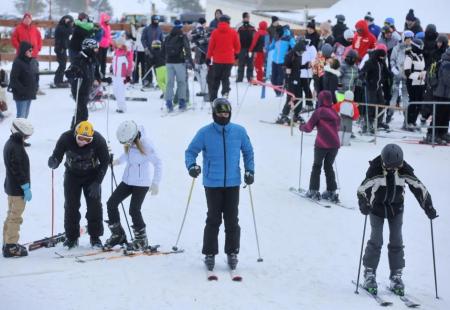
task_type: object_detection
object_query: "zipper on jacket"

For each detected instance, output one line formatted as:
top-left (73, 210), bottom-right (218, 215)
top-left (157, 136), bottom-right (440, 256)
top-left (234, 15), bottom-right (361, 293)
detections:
top-left (222, 127), bottom-right (227, 187)
top-left (138, 164), bottom-right (141, 178)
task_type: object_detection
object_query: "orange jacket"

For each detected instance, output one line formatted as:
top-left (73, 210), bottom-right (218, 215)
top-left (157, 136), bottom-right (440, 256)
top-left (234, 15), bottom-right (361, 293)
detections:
top-left (333, 100), bottom-right (360, 120)
top-left (11, 22), bottom-right (42, 58)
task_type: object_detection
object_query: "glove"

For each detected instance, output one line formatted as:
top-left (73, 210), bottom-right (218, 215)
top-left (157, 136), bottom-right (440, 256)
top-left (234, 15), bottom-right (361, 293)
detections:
top-left (424, 205), bottom-right (438, 220)
top-left (358, 196), bottom-right (371, 215)
top-left (244, 171), bottom-right (254, 185)
top-left (65, 66), bottom-right (81, 80)
top-left (87, 182), bottom-right (101, 199)
top-left (188, 165), bottom-right (201, 178)
top-left (149, 183), bottom-right (159, 196)
top-left (285, 68), bottom-right (292, 75)
top-left (205, 58), bottom-right (212, 66)
top-left (101, 77), bottom-right (113, 85)
top-left (48, 156), bottom-right (59, 169)
top-left (123, 76), bottom-right (132, 84)
top-left (21, 183), bottom-right (32, 202)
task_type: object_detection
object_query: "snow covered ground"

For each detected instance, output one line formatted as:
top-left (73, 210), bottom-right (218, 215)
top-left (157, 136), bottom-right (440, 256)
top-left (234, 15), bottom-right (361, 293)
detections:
top-left (0, 73), bottom-right (449, 309)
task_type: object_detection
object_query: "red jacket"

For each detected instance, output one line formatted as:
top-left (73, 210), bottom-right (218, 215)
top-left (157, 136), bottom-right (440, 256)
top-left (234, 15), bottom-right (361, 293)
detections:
top-left (352, 20), bottom-right (376, 60)
top-left (11, 22), bottom-right (42, 58)
top-left (249, 21), bottom-right (268, 53)
top-left (207, 22), bottom-right (241, 64)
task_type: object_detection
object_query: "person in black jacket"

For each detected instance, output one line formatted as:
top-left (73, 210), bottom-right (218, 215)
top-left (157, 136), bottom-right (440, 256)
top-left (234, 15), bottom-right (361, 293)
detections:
top-left (422, 24), bottom-right (438, 70)
top-left (191, 17), bottom-right (210, 101)
top-left (2, 118), bottom-right (33, 257)
top-left (236, 12), bottom-right (255, 83)
top-left (65, 38), bottom-right (101, 129)
top-left (68, 12), bottom-right (94, 62)
top-left (9, 41), bottom-right (37, 121)
top-left (305, 19), bottom-right (320, 50)
top-left (53, 15), bottom-right (74, 87)
top-left (47, 121), bottom-right (110, 249)
top-left (322, 58), bottom-right (341, 103)
top-left (357, 144), bottom-right (437, 296)
top-left (332, 15), bottom-right (348, 46)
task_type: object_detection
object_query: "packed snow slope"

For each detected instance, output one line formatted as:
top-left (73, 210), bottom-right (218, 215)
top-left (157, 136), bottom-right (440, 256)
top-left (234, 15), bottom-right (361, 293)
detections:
top-left (0, 74), bottom-right (448, 309)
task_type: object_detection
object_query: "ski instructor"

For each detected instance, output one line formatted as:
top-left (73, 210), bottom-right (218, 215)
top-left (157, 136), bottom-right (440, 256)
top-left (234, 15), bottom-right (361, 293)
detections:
top-left (185, 98), bottom-right (254, 272)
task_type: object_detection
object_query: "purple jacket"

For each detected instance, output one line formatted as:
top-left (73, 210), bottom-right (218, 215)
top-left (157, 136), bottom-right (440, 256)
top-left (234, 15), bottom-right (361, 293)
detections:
top-left (300, 91), bottom-right (340, 149)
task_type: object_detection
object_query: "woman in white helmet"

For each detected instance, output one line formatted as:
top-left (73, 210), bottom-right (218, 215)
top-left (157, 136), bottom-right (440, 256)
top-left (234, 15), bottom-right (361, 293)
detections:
top-left (104, 120), bottom-right (162, 250)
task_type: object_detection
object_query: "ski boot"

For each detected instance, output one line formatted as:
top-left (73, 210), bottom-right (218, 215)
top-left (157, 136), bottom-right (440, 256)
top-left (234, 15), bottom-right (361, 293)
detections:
top-left (389, 269), bottom-right (405, 296)
top-left (131, 226), bottom-right (148, 250)
top-left (103, 222), bottom-right (127, 250)
top-left (179, 99), bottom-right (187, 111)
top-left (275, 114), bottom-right (290, 125)
top-left (293, 114), bottom-right (305, 124)
top-left (377, 122), bottom-right (390, 131)
top-left (227, 253), bottom-right (239, 270)
top-left (63, 238), bottom-right (78, 249)
top-left (305, 189), bottom-right (321, 200)
top-left (204, 254), bottom-right (215, 271)
top-left (90, 236), bottom-right (103, 249)
top-left (2, 243), bottom-right (28, 258)
top-left (321, 190), bottom-right (339, 203)
top-left (363, 268), bottom-right (378, 295)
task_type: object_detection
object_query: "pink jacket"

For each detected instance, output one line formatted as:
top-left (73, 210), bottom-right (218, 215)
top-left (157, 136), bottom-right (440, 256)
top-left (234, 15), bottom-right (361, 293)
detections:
top-left (99, 13), bottom-right (111, 48)
top-left (114, 47), bottom-right (134, 77)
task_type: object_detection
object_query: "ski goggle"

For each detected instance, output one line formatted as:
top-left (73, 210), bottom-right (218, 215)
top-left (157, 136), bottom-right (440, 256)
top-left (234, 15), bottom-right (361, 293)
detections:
top-left (76, 135), bottom-right (93, 143)
top-left (214, 103), bottom-right (231, 114)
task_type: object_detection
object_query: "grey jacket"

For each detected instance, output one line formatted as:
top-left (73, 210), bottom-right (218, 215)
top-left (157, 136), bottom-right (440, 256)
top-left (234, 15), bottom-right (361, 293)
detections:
top-left (390, 43), bottom-right (409, 78)
top-left (433, 51), bottom-right (450, 99)
top-left (339, 62), bottom-right (358, 92)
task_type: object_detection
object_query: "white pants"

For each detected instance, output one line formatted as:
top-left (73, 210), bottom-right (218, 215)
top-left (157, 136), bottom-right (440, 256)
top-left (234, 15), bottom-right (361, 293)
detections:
top-left (195, 64), bottom-right (208, 94)
top-left (112, 56), bottom-right (128, 112)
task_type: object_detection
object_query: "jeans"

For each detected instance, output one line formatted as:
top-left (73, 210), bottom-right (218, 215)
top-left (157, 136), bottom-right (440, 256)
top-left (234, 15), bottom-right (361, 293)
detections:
top-left (15, 100), bottom-right (31, 118)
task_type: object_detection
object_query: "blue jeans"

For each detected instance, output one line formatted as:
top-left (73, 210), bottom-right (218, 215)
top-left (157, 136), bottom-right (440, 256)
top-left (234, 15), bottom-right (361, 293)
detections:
top-left (16, 100), bottom-right (31, 118)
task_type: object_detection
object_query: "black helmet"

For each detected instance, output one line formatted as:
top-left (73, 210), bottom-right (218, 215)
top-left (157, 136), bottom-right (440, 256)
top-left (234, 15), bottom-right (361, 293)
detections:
top-left (345, 49), bottom-right (358, 64)
top-left (411, 38), bottom-right (424, 53)
top-left (212, 98), bottom-right (232, 125)
top-left (381, 144), bottom-right (403, 169)
top-left (294, 40), bottom-right (307, 53)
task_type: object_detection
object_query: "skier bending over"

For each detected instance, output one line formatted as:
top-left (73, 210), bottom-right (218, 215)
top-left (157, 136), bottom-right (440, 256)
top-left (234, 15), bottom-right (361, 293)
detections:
top-left (357, 143), bottom-right (437, 296)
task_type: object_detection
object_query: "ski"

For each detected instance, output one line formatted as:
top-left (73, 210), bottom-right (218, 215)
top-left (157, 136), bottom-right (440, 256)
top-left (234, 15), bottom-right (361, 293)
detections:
top-left (207, 270), bottom-right (218, 281)
top-left (259, 120), bottom-right (292, 127)
top-left (352, 281), bottom-right (393, 307)
top-left (385, 286), bottom-right (420, 308)
top-left (54, 248), bottom-right (121, 259)
top-left (28, 227), bottom-right (86, 251)
top-left (230, 268), bottom-right (242, 282)
top-left (401, 139), bottom-right (449, 146)
top-left (74, 248), bottom-right (184, 263)
top-left (289, 187), bottom-right (331, 208)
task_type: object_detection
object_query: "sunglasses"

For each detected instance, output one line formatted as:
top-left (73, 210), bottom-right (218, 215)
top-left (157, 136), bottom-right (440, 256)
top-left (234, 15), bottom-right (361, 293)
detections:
top-left (76, 135), bottom-right (93, 143)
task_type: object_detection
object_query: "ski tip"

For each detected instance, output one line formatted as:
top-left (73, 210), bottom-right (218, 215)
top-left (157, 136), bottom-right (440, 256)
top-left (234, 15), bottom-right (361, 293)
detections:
top-left (207, 275), bottom-right (218, 281)
top-left (232, 275), bottom-right (243, 282)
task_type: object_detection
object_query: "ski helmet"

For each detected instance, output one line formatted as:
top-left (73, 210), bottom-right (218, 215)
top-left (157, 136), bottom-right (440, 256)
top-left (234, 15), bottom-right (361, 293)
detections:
top-left (321, 43), bottom-right (333, 58)
top-left (384, 17), bottom-right (395, 26)
top-left (212, 98), bottom-right (232, 125)
top-left (81, 38), bottom-right (99, 51)
top-left (381, 144), bottom-right (403, 169)
top-left (411, 38), bottom-right (424, 52)
top-left (116, 120), bottom-right (139, 144)
top-left (11, 118), bottom-right (34, 137)
top-left (75, 121), bottom-right (94, 137)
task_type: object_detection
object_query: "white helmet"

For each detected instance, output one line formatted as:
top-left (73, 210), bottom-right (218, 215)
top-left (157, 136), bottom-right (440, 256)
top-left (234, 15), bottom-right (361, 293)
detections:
top-left (11, 118), bottom-right (34, 137)
top-left (116, 120), bottom-right (138, 144)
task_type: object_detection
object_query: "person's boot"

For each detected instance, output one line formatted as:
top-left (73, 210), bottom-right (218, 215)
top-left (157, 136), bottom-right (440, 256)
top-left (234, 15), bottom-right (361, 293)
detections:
top-left (103, 222), bottom-right (127, 249)
top-left (227, 253), bottom-right (239, 270)
top-left (179, 99), bottom-right (187, 111)
top-left (363, 268), bottom-right (378, 295)
top-left (389, 269), bottom-right (405, 296)
top-left (132, 226), bottom-right (148, 250)
top-left (305, 189), bottom-right (321, 200)
top-left (275, 114), bottom-right (290, 125)
top-left (321, 190), bottom-right (339, 203)
top-left (166, 100), bottom-right (173, 112)
top-left (90, 236), bottom-right (103, 249)
top-left (204, 254), bottom-right (215, 271)
top-left (2, 243), bottom-right (28, 258)
top-left (63, 238), bottom-right (78, 249)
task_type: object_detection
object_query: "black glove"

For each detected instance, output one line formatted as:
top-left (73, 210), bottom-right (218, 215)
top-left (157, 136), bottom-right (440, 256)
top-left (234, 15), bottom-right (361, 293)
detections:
top-left (101, 77), bottom-right (113, 85)
top-left (188, 165), bottom-right (201, 178)
top-left (87, 182), bottom-right (101, 199)
top-left (244, 171), bottom-right (254, 185)
top-left (123, 76), bottom-right (131, 84)
top-left (358, 196), bottom-right (371, 215)
top-left (205, 58), bottom-right (212, 66)
top-left (424, 205), bottom-right (438, 220)
top-left (48, 156), bottom-right (59, 169)
top-left (65, 66), bottom-right (81, 80)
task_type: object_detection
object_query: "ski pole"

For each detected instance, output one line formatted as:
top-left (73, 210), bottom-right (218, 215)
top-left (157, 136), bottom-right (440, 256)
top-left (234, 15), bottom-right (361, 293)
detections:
top-left (298, 131), bottom-right (304, 191)
top-left (51, 169), bottom-right (55, 236)
top-left (355, 214), bottom-right (368, 294)
top-left (172, 178), bottom-right (196, 251)
top-left (247, 185), bottom-right (263, 262)
top-left (334, 157), bottom-right (341, 191)
top-left (430, 219), bottom-right (439, 299)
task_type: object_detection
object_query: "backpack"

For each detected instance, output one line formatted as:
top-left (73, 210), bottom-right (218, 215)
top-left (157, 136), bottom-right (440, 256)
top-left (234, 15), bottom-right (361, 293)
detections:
top-left (340, 101), bottom-right (354, 118)
top-left (165, 35), bottom-right (184, 59)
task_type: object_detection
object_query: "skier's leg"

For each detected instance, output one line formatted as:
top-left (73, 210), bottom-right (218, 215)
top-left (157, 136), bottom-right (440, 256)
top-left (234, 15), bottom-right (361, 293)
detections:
top-left (309, 147), bottom-right (326, 191)
top-left (323, 148), bottom-right (338, 191)
top-left (3, 196), bottom-right (26, 244)
top-left (128, 186), bottom-right (149, 230)
top-left (246, 51), bottom-right (254, 82)
top-left (202, 187), bottom-right (223, 255)
top-left (82, 178), bottom-right (104, 239)
top-left (221, 64), bottom-right (233, 96)
top-left (387, 212), bottom-right (405, 271)
top-left (63, 173), bottom-right (83, 240)
top-left (363, 214), bottom-right (385, 270)
top-left (106, 182), bottom-right (132, 224)
top-left (223, 187), bottom-right (240, 255)
top-left (236, 49), bottom-right (245, 82)
top-left (165, 64), bottom-right (176, 109)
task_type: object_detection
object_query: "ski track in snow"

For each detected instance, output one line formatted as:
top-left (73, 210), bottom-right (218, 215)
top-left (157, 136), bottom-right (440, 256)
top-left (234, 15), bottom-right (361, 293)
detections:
top-left (0, 73), bottom-right (448, 310)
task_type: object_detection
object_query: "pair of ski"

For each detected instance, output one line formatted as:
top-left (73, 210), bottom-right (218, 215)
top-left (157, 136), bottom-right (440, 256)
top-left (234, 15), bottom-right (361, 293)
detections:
top-left (207, 267), bottom-right (242, 282)
top-left (289, 187), bottom-right (354, 210)
top-left (27, 227), bottom-right (87, 251)
top-left (352, 281), bottom-right (420, 308)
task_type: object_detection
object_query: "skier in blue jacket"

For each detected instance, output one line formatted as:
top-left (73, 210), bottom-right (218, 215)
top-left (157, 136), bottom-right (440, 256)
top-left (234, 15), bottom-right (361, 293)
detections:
top-left (185, 98), bottom-right (254, 272)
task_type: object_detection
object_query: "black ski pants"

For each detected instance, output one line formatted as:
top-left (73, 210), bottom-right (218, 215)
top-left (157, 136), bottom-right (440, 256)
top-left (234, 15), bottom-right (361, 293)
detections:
top-left (283, 79), bottom-right (304, 116)
top-left (98, 47), bottom-right (108, 77)
top-left (107, 182), bottom-right (149, 230)
top-left (237, 48), bottom-right (253, 82)
top-left (70, 79), bottom-right (89, 128)
top-left (54, 49), bottom-right (67, 84)
top-left (64, 172), bottom-right (103, 240)
top-left (203, 187), bottom-right (240, 255)
top-left (132, 51), bottom-right (147, 84)
top-left (406, 83), bottom-right (425, 125)
top-left (428, 96), bottom-right (450, 137)
top-left (209, 63), bottom-right (233, 102)
top-left (300, 78), bottom-right (313, 107)
top-left (309, 147), bottom-right (338, 192)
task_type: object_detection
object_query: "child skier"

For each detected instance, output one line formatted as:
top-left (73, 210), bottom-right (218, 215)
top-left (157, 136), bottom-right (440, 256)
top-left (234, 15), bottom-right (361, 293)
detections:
top-left (300, 90), bottom-right (340, 201)
top-left (104, 120), bottom-right (162, 250)
top-left (332, 90), bottom-right (360, 146)
top-left (112, 34), bottom-right (134, 113)
top-left (357, 144), bottom-right (437, 296)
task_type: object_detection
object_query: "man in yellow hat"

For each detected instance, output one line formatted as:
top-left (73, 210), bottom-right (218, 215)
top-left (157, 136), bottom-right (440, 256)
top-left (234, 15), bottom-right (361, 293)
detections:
top-left (48, 121), bottom-right (110, 248)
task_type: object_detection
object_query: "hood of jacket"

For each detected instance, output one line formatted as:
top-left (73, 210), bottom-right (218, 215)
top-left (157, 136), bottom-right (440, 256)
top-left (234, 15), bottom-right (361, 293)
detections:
top-left (217, 21), bottom-right (231, 33)
top-left (258, 21), bottom-right (268, 31)
top-left (18, 41), bottom-right (33, 60)
top-left (58, 15), bottom-right (74, 26)
top-left (317, 90), bottom-right (333, 107)
top-left (100, 13), bottom-right (110, 26)
top-left (355, 20), bottom-right (369, 36)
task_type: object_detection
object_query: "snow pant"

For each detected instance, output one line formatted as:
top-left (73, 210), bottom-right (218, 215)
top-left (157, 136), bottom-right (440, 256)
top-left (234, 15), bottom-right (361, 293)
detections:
top-left (406, 83), bottom-right (424, 126)
top-left (98, 47), bottom-right (108, 77)
top-left (282, 79), bottom-right (303, 116)
top-left (428, 96), bottom-right (450, 137)
top-left (363, 212), bottom-right (405, 271)
top-left (389, 75), bottom-right (409, 120)
top-left (254, 52), bottom-right (265, 82)
top-left (107, 182), bottom-right (149, 230)
top-left (15, 100), bottom-right (31, 118)
top-left (155, 65), bottom-right (167, 93)
top-left (194, 63), bottom-right (208, 95)
top-left (271, 63), bottom-right (285, 96)
top-left (237, 48), bottom-right (253, 82)
top-left (309, 147), bottom-right (338, 191)
top-left (362, 87), bottom-right (384, 128)
top-left (3, 196), bottom-right (26, 244)
top-left (300, 78), bottom-right (313, 107)
top-left (132, 51), bottom-right (146, 84)
top-left (339, 116), bottom-right (353, 146)
top-left (54, 49), bottom-right (67, 85)
top-left (209, 63), bottom-right (233, 103)
top-left (112, 55), bottom-right (129, 112)
top-left (173, 66), bottom-right (189, 105)
top-left (143, 56), bottom-right (154, 85)
top-left (203, 187), bottom-right (240, 255)
top-left (63, 172), bottom-right (104, 241)
top-left (165, 63), bottom-right (187, 102)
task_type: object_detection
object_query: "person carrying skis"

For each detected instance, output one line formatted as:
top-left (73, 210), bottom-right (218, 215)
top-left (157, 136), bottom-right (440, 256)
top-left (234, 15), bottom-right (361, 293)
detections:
top-left (47, 121), bottom-right (110, 249)
top-left (185, 98), bottom-right (254, 272)
top-left (300, 90), bottom-right (340, 202)
top-left (2, 118), bottom-right (33, 257)
top-left (104, 121), bottom-right (162, 250)
top-left (357, 143), bottom-right (437, 296)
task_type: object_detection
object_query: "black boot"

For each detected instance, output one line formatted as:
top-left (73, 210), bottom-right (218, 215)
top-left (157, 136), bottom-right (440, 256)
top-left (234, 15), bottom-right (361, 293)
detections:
top-left (90, 236), bottom-right (103, 249)
top-left (389, 269), bottom-right (405, 296)
top-left (3, 243), bottom-right (28, 258)
top-left (227, 253), bottom-right (238, 270)
top-left (63, 238), bottom-right (78, 249)
top-left (132, 226), bottom-right (148, 250)
top-left (103, 222), bottom-right (127, 249)
top-left (204, 254), bottom-right (215, 271)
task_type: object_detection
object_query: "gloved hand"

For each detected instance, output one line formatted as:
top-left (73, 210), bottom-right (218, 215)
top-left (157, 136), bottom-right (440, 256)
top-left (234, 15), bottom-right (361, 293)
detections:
top-left (65, 66), bottom-right (81, 80)
top-left (149, 183), bottom-right (159, 196)
top-left (21, 183), bottom-right (32, 202)
top-left (205, 58), bottom-right (212, 66)
top-left (285, 68), bottom-right (292, 75)
top-left (424, 205), bottom-right (438, 220)
top-left (358, 196), bottom-right (371, 215)
top-left (101, 77), bottom-right (113, 85)
top-left (188, 165), bottom-right (201, 178)
top-left (87, 182), bottom-right (101, 199)
top-left (48, 156), bottom-right (59, 169)
top-left (123, 76), bottom-right (132, 84)
top-left (244, 171), bottom-right (254, 185)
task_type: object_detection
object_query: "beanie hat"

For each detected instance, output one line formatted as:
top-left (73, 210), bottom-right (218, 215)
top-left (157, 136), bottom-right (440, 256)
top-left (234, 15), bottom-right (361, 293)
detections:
top-left (344, 29), bottom-right (354, 40)
top-left (198, 17), bottom-right (206, 24)
top-left (219, 15), bottom-right (230, 23)
top-left (243, 12), bottom-right (249, 19)
top-left (23, 12), bottom-right (32, 20)
top-left (321, 43), bottom-right (333, 58)
top-left (271, 16), bottom-right (279, 23)
top-left (364, 12), bottom-right (374, 22)
top-left (173, 20), bottom-right (183, 28)
top-left (406, 9), bottom-right (416, 22)
top-left (344, 90), bottom-right (354, 101)
top-left (307, 19), bottom-right (316, 29)
top-left (78, 12), bottom-right (89, 21)
top-left (335, 14), bottom-right (345, 22)
top-left (403, 30), bottom-right (414, 40)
